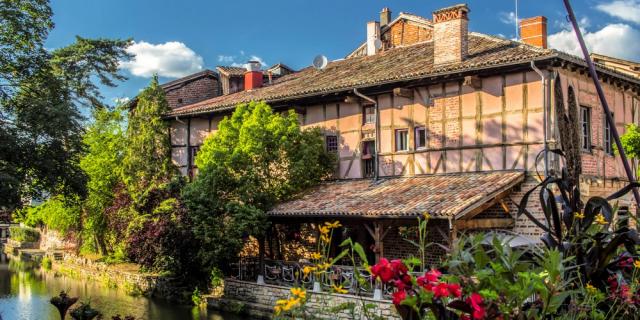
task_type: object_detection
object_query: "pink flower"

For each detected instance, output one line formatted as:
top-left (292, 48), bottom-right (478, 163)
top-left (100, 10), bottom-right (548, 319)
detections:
top-left (394, 279), bottom-right (407, 291)
top-left (466, 293), bottom-right (486, 319)
top-left (392, 290), bottom-right (407, 306)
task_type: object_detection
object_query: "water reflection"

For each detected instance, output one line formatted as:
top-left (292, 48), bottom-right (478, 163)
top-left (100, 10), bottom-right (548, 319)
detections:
top-left (0, 253), bottom-right (240, 320)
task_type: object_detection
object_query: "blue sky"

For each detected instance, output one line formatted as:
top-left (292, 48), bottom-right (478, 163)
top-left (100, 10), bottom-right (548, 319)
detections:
top-left (46, 0), bottom-right (640, 105)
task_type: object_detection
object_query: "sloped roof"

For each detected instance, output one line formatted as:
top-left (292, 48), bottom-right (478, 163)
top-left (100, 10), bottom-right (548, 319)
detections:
top-left (169, 34), bottom-right (556, 117)
top-left (160, 69), bottom-right (217, 90)
top-left (216, 66), bottom-right (247, 76)
top-left (268, 171), bottom-right (525, 219)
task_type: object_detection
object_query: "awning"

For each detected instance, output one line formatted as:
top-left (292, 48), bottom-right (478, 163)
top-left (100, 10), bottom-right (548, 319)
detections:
top-left (268, 171), bottom-right (525, 220)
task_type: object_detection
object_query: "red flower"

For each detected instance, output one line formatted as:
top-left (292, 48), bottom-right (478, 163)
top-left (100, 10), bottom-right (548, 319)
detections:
top-left (394, 279), bottom-right (407, 291)
top-left (371, 258), bottom-right (395, 283)
top-left (460, 315), bottom-right (471, 320)
top-left (401, 274), bottom-right (412, 285)
top-left (392, 290), bottom-right (407, 306)
top-left (391, 259), bottom-right (408, 276)
top-left (466, 293), bottom-right (486, 319)
top-left (425, 269), bottom-right (442, 282)
top-left (447, 283), bottom-right (462, 298)
top-left (433, 282), bottom-right (450, 298)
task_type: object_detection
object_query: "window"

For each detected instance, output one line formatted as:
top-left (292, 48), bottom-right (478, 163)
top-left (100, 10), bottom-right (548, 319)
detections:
top-left (604, 112), bottom-right (614, 155)
top-left (189, 146), bottom-right (200, 167)
top-left (415, 127), bottom-right (427, 149)
top-left (580, 106), bottom-right (591, 152)
top-left (363, 105), bottom-right (376, 124)
top-left (395, 129), bottom-right (408, 151)
top-left (325, 135), bottom-right (338, 152)
top-left (362, 141), bottom-right (375, 177)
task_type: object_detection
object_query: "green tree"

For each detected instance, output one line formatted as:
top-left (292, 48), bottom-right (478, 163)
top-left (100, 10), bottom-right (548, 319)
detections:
top-left (122, 75), bottom-right (175, 204)
top-left (0, 0), bottom-right (131, 211)
top-left (183, 101), bottom-right (335, 271)
top-left (79, 106), bottom-right (127, 254)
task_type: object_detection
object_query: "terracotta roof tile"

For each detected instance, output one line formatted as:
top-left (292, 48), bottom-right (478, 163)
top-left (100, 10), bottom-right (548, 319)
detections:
top-left (268, 171), bottom-right (525, 219)
top-left (216, 66), bottom-right (247, 76)
top-left (169, 34), bottom-right (554, 117)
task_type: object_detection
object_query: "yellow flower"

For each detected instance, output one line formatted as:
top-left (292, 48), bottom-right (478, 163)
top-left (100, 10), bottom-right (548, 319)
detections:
top-left (319, 226), bottom-right (330, 235)
top-left (274, 305), bottom-right (282, 315)
top-left (325, 221), bottom-right (342, 229)
top-left (574, 212), bottom-right (585, 219)
top-left (303, 266), bottom-right (316, 275)
top-left (422, 212), bottom-right (431, 220)
top-left (321, 234), bottom-right (330, 243)
top-left (634, 260), bottom-right (640, 268)
top-left (310, 252), bottom-right (322, 260)
top-left (332, 284), bottom-right (349, 294)
top-left (290, 287), bottom-right (306, 299)
top-left (282, 298), bottom-right (300, 311)
top-left (275, 299), bottom-right (288, 306)
top-left (594, 213), bottom-right (608, 225)
top-left (586, 283), bottom-right (598, 294)
top-left (317, 262), bottom-right (330, 271)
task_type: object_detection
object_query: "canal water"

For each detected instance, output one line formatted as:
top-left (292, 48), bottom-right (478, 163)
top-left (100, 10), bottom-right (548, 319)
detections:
top-left (0, 253), bottom-right (242, 320)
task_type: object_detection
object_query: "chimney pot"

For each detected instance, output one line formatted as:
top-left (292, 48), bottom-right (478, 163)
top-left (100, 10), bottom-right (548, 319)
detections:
top-left (244, 61), bottom-right (263, 90)
top-left (432, 4), bottom-right (470, 65)
top-left (366, 21), bottom-right (381, 56)
top-left (519, 16), bottom-right (548, 49)
top-left (380, 7), bottom-right (391, 27)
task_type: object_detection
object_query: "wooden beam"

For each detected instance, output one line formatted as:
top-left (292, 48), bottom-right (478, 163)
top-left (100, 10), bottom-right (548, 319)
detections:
top-left (393, 87), bottom-right (414, 99)
top-left (456, 218), bottom-right (515, 230)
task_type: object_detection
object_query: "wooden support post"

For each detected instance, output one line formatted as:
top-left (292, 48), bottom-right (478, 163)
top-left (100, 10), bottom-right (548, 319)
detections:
top-left (258, 236), bottom-right (266, 279)
top-left (365, 221), bottom-right (391, 263)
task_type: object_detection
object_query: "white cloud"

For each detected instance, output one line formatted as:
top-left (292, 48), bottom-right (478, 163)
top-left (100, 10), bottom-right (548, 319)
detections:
top-left (120, 41), bottom-right (204, 78)
top-left (112, 97), bottom-right (130, 105)
top-left (596, 0), bottom-right (640, 24)
top-left (217, 51), bottom-right (268, 69)
top-left (499, 11), bottom-right (517, 25)
top-left (548, 23), bottom-right (640, 61)
top-left (217, 55), bottom-right (234, 63)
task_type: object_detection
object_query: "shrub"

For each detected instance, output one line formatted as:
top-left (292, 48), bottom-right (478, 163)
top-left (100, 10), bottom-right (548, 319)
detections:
top-left (41, 256), bottom-right (53, 270)
top-left (12, 195), bottom-right (81, 235)
top-left (9, 226), bottom-right (40, 242)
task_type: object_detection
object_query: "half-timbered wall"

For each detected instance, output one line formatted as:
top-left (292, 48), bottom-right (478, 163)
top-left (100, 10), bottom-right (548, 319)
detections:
top-left (301, 71), bottom-right (546, 180)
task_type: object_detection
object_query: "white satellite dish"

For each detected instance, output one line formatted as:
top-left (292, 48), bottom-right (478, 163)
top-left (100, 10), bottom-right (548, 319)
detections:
top-left (373, 39), bottom-right (383, 51)
top-left (313, 55), bottom-right (328, 70)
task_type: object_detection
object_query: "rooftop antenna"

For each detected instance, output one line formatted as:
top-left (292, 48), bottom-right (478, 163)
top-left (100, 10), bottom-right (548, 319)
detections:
top-left (515, 0), bottom-right (519, 40)
top-left (312, 55), bottom-right (328, 70)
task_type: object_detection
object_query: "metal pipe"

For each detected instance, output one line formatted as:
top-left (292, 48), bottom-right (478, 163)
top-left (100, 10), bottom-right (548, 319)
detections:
top-left (354, 88), bottom-right (379, 181)
top-left (562, 0), bottom-right (640, 207)
top-left (531, 61), bottom-right (549, 178)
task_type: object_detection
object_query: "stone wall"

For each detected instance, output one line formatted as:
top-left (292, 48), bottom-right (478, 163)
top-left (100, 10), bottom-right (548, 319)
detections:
top-left (214, 278), bottom-right (401, 320)
top-left (53, 253), bottom-right (182, 300)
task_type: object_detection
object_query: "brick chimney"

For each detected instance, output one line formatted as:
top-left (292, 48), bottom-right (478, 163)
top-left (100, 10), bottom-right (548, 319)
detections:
top-left (519, 16), bottom-right (547, 49)
top-left (380, 7), bottom-right (391, 27)
top-left (432, 4), bottom-right (470, 65)
top-left (366, 21), bottom-right (381, 56)
top-left (244, 60), bottom-right (262, 90)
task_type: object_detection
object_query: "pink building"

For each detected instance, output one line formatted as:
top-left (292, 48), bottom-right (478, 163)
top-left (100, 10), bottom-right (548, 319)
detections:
top-left (164, 4), bottom-right (640, 267)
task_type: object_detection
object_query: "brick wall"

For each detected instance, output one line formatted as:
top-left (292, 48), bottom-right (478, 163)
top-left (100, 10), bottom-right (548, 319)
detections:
top-left (383, 20), bottom-right (432, 48)
top-left (433, 6), bottom-right (468, 65)
top-left (165, 75), bottom-right (220, 109)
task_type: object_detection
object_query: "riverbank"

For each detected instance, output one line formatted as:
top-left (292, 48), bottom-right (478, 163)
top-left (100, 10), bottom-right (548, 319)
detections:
top-left (2, 242), bottom-right (189, 302)
top-left (0, 251), bottom-right (242, 320)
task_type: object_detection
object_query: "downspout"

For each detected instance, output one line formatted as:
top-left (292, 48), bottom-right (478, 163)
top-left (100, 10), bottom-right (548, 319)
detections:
top-left (354, 88), bottom-right (379, 181)
top-left (531, 61), bottom-right (549, 178)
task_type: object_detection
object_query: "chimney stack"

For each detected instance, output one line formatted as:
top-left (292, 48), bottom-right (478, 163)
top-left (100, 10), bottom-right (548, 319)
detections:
top-left (432, 4), bottom-right (470, 65)
top-left (244, 60), bottom-right (263, 90)
top-left (519, 16), bottom-right (548, 49)
top-left (366, 21), bottom-right (381, 56)
top-left (380, 7), bottom-right (391, 27)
